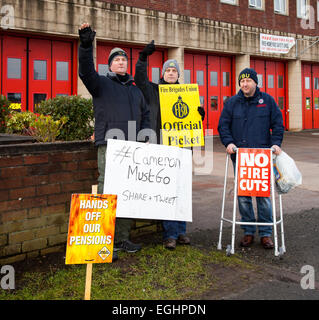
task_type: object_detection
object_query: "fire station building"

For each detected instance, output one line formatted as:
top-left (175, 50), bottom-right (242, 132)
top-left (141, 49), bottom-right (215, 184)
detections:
top-left (1, 0), bottom-right (319, 134)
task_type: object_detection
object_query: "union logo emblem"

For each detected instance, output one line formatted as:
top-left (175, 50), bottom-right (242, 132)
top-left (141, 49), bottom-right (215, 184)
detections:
top-left (172, 96), bottom-right (189, 119)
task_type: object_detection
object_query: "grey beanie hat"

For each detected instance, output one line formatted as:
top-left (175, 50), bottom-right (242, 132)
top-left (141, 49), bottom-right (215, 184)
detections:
top-left (108, 47), bottom-right (128, 67)
top-left (162, 59), bottom-right (180, 77)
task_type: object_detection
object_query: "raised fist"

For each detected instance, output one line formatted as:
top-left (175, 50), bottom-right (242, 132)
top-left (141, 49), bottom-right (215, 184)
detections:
top-left (79, 23), bottom-right (96, 48)
top-left (139, 40), bottom-right (156, 61)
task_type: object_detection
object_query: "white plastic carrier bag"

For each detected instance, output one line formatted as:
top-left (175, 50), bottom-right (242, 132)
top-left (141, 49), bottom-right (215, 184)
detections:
top-left (273, 151), bottom-right (302, 194)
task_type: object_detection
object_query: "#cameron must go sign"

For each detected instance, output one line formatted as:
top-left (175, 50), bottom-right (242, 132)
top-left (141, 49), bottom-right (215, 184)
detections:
top-left (237, 148), bottom-right (271, 198)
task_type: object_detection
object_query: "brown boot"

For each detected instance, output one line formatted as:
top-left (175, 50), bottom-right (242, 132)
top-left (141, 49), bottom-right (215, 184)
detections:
top-left (164, 238), bottom-right (176, 250)
top-left (240, 235), bottom-right (254, 247)
top-left (260, 237), bottom-right (274, 249)
top-left (177, 234), bottom-right (191, 245)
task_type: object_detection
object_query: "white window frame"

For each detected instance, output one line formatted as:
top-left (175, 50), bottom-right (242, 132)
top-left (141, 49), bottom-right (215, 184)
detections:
top-left (274, 0), bottom-right (288, 15)
top-left (249, 0), bottom-right (264, 10)
top-left (297, 0), bottom-right (310, 19)
top-left (220, 0), bottom-right (238, 5)
top-left (317, 0), bottom-right (319, 21)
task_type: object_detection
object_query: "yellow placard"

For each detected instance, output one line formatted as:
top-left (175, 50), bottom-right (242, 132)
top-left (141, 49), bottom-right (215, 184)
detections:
top-left (65, 194), bottom-right (117, 264)
top-left (159, 84), bottom-right (204, 147)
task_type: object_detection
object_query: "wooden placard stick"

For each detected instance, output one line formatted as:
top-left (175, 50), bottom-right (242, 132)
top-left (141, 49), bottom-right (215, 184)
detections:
top-left (84, 184), bottom-right (98, 300)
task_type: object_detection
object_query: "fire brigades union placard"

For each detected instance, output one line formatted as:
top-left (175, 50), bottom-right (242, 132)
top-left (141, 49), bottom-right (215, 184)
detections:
top-left (159, 84), bottom-right (204, 148)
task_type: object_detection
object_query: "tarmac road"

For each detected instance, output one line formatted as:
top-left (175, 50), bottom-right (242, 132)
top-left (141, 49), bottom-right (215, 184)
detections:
top-left (190, 129), bottom-right (319, 300)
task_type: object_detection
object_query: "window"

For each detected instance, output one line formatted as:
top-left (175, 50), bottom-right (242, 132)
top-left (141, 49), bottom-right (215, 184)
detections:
top-left (220, 0), bottom-right (237, 5)
top-left (297, 0), bottom-right (308, 18)
top-left (7, 93), bottom-right (21, 104)
top-left (210, 71), bottom-right (218, 86)
top-left (56, 61), bottom-right (69, 81)
top-left (151, 67), bottom-right (160, 84)
top-left (274, 0), bottom-right (287, 14)
top-left (34, 93), bottom-right (47, 108)
top-left (184, 70), bottom-right (191, 84)
top-left (257, 74), bottom-right (263, 88)
top-left (98, 64), bottom-right (109, 76)
top-left (314, 77), bottom-right (319, 90)
top-left (268, 75), bottom-right (274, 88)
top-left (223, 72), bottom-right (230, 87)
top-left (211, 96), bottom-right (218, 111)
top-left (7, 58), bottom-right (21, 79)
top-left (249, 0), bottom-right (263, 9)
top-left (278, 75), bottom-right (284, 88)
top-left (7, 93), bottom-right (22, 111)
top-left (317, 0), bottom-right (319, 21)
top-left (196, 71), bottom-right (204, 86)
top-left (278, 97), bottom-right (284, 110)
top-left (305, 76), bottom-right (310, 89)
top-left (34, 60), bottom-right (47, 80)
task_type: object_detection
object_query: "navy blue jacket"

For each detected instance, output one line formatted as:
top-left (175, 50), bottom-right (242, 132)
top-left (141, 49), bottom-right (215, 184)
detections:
top-left (79, 46), bottom-right (150, 146)
top-left (218, 87), bottom-right (284, 149)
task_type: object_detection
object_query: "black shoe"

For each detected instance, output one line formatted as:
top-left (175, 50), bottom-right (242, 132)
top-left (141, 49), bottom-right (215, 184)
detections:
top-left (114, 240), bottom-right (142, 253)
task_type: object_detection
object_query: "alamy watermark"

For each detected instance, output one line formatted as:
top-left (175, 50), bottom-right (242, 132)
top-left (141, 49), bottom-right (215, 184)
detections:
top-left (300, 265), bottom-right (316, 290)
top-left (300, 5), bottom-right (316, 30)
top-left (0, 4), bottom-right (14, 29)
top-left (1, 265), bottom-right (15, 290)
top-left (104, 123), bottom-right (214, 176)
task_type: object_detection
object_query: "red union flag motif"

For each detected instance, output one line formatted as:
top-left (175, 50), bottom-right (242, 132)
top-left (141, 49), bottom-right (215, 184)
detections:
top-left (237, 148), bottom-right (271, 197)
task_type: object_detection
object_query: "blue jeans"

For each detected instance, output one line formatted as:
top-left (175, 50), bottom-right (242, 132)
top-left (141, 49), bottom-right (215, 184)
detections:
top-left (232, 159), bottom-right (273, 237)
top-left (237, 196), bottom-right (273, 237)
top-left (162, 220), bottom-right (186, 240)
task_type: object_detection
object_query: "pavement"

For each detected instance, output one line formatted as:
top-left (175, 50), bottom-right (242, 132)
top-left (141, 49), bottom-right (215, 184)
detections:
top-left (190, 129), bottom-right (319, 300)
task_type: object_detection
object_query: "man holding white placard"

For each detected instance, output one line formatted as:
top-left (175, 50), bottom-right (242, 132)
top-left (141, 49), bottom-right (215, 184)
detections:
top-left (78, 23), bottom-right (150, 256)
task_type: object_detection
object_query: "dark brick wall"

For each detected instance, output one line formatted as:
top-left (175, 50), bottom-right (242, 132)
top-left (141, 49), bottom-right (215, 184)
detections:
top-left (100, 0), bottom-right (319, 36)
top-left (0, 141), bottom-right (98, 263)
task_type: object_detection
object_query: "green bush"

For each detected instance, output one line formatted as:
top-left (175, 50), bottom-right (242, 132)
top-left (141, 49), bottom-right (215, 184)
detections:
top-left (5, 112), bottom-right (68, 142)
top-left (0, 95), bottom-right (11, 133)
top-left (6, 111), bottom-right (37, 135)
top-left (28, 114), bottom-right (68, 142)
top-left (35, 95), bottom-right (94, 141)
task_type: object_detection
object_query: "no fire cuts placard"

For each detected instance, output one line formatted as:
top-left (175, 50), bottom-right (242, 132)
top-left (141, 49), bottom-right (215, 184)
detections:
top-left (65, 194), bottom-right (117, 264)
top-left (237, 148), bottom-right (271, 197)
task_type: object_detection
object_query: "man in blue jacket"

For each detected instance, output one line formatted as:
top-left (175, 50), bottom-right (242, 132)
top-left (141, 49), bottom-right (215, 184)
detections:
top-left (218, 68), bottom-right (284, 249)
top-left (78, 23), bottom-right (150, 257)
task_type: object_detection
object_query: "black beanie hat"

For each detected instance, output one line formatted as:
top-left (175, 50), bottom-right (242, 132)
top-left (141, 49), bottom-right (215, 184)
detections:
top-left (108, 48), bottom-right (128, 68)
top-left (238, 68), bottom-right (258, 85)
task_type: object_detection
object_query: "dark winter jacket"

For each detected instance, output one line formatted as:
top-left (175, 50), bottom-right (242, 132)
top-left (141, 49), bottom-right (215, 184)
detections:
top-left (134, 58), bottom-right (179, 144)
top-left (79, 46), bottom-right (150, 146)
top-left (218, 87), bottom-right (284, 149)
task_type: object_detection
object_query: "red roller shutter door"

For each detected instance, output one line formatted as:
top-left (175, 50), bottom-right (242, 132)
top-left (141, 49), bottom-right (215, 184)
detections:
top-left (251, 59), bottom-right (288, 129)
top-left (52, 41), bottom-right (72, 98)
top-left (2, 36), bottom-right (27, 111)
top-left (273, 61), bottom-right (287, 129)
top-left (251, 59), bottom-right (266, 92)
top-left (312, 65), bottom-right (319, 129)
top-left (302, 64), bottom-right (312, 129)
top-left (28, 39), bottom-right (51, 112)
top-left (302, 64), bottom-right (319, 129)
top-left (194, 54), bottom-right (207, 132)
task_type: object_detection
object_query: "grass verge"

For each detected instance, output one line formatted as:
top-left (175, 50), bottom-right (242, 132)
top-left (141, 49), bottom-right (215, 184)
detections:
top-left (0, 245), bottom-right (256, 300)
